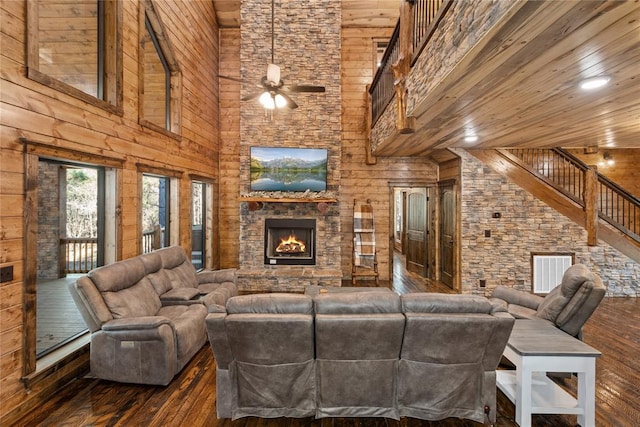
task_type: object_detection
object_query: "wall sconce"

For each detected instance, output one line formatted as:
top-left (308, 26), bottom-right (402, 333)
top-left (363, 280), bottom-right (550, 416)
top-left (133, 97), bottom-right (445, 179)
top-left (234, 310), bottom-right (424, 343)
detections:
top-left (598, 152), bottom-right (615, 167)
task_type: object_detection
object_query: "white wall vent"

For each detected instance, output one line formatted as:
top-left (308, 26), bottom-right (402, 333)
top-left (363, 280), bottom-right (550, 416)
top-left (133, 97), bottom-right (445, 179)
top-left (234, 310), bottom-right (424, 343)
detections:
top-left (532, 254), bottom-right (573, 294)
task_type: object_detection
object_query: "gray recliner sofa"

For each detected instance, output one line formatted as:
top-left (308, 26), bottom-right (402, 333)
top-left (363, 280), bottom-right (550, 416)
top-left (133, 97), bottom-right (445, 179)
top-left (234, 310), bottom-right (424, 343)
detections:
top-left (490, 263), bottom-right (606, 338)
top-left (206, 291), bottom-right (514, 423)
top-left (69, 246), bottom-right (238, 385)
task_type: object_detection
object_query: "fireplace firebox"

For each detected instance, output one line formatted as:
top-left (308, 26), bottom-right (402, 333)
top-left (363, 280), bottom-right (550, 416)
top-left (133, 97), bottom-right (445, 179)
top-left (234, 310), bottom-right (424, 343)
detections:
top-left (264, 218), bottom-right (316, 265)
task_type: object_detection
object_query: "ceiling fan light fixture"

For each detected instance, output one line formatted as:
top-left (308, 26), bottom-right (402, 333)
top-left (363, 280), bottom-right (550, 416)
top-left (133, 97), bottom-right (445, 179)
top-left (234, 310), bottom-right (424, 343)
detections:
top-left (274, 93), bottom-right (287, 108)
top-left (259, 92), bottom-right (275, 109)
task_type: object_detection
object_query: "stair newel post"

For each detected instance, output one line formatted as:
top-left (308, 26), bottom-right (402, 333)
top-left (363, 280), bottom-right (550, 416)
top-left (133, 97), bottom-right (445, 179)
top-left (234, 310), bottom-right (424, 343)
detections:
top-left (584, 168), bottom-right (598, 246)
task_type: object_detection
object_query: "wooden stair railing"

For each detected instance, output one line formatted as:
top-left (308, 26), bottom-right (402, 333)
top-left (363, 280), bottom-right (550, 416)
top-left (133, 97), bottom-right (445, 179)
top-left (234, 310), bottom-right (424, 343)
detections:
top-left (468, 149), bottom-right (640, 264)
top-left (502, 148), bottom-right (640, 245)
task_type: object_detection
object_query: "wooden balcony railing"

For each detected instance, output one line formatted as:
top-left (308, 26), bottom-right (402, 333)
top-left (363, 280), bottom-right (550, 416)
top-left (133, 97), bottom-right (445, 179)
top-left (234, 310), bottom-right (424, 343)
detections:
top-left (412, 0), bottom-right (450, 64)
top-left (505, 148), bottom-right (640, 243)
top-left (369, 0), bottom-right (450, 126)
top-left (369, 21), bottom-right (400, 126)
top-left (142, 225), bottom-right (163, 254)
top-left (62, 237), bottom-right (98, 274)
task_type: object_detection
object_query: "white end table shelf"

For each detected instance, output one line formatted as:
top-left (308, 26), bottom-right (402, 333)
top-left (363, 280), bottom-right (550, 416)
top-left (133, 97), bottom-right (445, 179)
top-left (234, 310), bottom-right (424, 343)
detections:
top-left (497, 319), bottom-right (601, 427)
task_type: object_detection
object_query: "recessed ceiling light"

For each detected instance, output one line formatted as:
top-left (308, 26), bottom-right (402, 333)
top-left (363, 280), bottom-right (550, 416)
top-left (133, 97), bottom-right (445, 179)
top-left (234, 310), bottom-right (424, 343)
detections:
top-left (464, 135), bottom-right (478, 143)
top-left (580, 76), bottom-right (610, 90)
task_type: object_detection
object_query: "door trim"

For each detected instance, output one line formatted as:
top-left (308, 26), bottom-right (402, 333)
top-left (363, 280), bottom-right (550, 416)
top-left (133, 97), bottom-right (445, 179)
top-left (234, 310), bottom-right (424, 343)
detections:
top-left (388, 180), bottom-right (436, 285)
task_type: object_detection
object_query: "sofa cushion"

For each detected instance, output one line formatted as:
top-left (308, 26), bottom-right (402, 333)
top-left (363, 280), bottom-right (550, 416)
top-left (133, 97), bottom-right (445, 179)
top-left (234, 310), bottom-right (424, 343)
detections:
top-left (158, 304), bottom-right (207, 371)
top-left (146, 268), bottom-right (173, 296)
top-left (102, 277), bottom-right (161, 319)
top-left (156, 246), bottom-right (199, 288)
top-left (198, 281), bottom-right (237, 296)
top-left (536, 264), bottom-right (593, 323)
top-left (559, 264), bottom-right (592, 298)
top-left (160, 287), bottom-right (201, 302)
top-left (164, 263), bottom-right (199, 289)
top-left (314, 291), bottom-right (401, 314)
top-left (535, 285), bottom-right (569, 322)
top-left (507, 304), bottom-right (538, 319)
top-left (138, 252), bottom-right (162, 275)
top-left (402, 293), bottom-right (492, 314)
top-left (227, 293), bottom-right (313, 314)
top-left (88, 257), bottom-right (145, 292)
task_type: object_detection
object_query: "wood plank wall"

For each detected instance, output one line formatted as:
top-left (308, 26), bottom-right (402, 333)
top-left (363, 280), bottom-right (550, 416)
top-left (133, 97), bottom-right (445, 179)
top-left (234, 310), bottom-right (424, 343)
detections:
top-left (0, 1), bottom-right (220, 422)
top-left (570, 149), bottom-right (640, 197)
top-left (218, 28), bottom-right (241, 269)
top-left (339, 27), bottom-right (439, 281)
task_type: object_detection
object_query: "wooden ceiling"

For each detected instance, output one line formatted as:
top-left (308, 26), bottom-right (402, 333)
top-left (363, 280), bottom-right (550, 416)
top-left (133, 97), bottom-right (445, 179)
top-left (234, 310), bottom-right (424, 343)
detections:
top-left (213, 1), bottom-right (640, 154)
top-left (374, 0), bottom-right (640, 156)
top-left (211, 0), bottom-right (400, 28)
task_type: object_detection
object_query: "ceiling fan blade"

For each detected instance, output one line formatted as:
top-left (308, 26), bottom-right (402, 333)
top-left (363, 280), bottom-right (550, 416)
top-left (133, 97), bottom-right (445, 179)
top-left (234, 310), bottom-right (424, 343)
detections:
top-left (287, 85), bottom-right (326, 93)
top-left (218, 75), bottom-right (246, 84)
top-left (278, 92), bottom-right (298, 109)
top-left (266, 63), bottom-right (281, 85)
top-left (241, 92), bottom-right (263, 102)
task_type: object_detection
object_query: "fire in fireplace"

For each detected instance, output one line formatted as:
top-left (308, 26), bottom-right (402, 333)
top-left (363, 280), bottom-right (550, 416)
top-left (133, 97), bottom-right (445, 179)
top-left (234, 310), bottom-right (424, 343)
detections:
top-left (264, 218), bottom-right (316, 265)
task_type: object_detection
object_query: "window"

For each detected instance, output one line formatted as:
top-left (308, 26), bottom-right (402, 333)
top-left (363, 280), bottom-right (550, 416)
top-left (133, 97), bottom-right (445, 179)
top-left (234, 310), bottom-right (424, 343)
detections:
top-left (139, 0), bottom-right (181, 137)
top-left (22, 149), bottom-right (119, 380)
top-left (27, 0), bottom-right (122, 112)
top-left (373, 39), bottom-right (389, 72)
top-left (141, 174), bottom-right (172, 253)
top-left (191, 182), bottom-right (206, 270)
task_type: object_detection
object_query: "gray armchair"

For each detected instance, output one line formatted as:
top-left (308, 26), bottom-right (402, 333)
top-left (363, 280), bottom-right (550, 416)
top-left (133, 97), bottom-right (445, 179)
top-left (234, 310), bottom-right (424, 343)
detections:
top-left (490, 263), bottom-right (606, 338)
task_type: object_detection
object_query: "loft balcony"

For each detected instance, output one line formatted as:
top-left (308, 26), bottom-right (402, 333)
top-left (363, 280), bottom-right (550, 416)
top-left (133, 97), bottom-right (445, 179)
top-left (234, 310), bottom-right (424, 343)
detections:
top-left (368, 0), bottom-right (640, 159)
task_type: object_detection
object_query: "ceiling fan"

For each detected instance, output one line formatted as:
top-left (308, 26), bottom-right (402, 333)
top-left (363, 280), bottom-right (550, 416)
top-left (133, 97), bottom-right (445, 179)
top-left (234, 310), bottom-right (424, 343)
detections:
top-left (219, 0), bottom-right (325, 110)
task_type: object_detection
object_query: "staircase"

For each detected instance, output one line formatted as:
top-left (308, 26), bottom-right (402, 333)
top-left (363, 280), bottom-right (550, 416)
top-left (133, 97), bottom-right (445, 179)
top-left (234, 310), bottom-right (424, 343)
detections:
top-left (468, 148), bottom-right (640, 264)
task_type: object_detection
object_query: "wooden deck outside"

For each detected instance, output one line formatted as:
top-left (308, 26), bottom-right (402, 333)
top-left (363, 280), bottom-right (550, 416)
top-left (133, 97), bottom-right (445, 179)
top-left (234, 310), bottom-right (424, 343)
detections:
top-left (36, 275), bottom-right (87, 357)
top-left (15, 253), bottom-right (640, 426)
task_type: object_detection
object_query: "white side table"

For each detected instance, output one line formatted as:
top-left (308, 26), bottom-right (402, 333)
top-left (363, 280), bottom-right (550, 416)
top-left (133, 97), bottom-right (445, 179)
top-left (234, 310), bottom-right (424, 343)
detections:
top-left (497, 319), bottom-right (601, 427)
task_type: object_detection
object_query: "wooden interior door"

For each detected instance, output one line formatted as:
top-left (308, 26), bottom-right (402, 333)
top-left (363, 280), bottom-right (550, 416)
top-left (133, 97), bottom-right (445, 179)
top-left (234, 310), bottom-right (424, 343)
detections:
top-left (405, 188), bottom-right (428, 277)
top-left (440, 183), bottom-right (455, 288)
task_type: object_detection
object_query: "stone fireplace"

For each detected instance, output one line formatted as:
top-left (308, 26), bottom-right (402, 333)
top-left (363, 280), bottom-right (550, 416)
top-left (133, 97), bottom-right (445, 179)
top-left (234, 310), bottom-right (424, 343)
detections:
top-left (238, 202), bottom-right (341, 292)
top-left (264, 218), bottom-right (316, 266)
top-left (237, 0), bottom-right (342, 292)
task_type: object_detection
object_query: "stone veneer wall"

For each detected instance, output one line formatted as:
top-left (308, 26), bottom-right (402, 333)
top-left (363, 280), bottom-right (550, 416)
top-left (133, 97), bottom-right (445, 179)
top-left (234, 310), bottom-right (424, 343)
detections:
top-left (238, 0), bottom-right (342, 291)
top-left (456, 149), bottom-right (640, 297)
top-left (37, 162), bottom-right (61, 279)
top-left (371, 0), bottom-right (517, 149)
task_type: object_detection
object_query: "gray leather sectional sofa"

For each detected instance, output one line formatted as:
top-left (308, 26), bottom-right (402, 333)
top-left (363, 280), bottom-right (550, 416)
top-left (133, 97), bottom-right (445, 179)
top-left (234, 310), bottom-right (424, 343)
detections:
top-left (69, 246), bottom-right (237, 385)
top-left (206, 291), bottom-right (514, 423)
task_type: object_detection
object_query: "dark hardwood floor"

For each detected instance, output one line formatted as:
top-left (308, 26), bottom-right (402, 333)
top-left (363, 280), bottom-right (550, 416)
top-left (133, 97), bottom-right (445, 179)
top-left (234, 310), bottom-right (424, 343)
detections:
top-left (15, 254), bottom-right (640, 426)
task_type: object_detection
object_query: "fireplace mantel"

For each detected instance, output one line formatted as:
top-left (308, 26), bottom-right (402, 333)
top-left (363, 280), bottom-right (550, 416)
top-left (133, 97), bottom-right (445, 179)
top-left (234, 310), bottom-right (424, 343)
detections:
top-left (240, 197), bottom-right (337, 203)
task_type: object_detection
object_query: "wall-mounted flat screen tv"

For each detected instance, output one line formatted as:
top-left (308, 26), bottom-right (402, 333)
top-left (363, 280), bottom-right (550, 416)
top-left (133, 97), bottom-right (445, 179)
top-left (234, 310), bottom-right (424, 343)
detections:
top-left (250, 147), bottom-right (328, 192)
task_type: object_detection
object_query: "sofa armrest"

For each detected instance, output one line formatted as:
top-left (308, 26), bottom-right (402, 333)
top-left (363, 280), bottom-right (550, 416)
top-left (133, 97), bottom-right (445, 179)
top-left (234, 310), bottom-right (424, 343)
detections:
top-left (205, 313), bottom-right (233, 369)
top-left (488, 297), bottom-right (509, 314)
top-left (491, 286), bottom-right (543, 310)
top-left (100, 316), bottom-right (176, 342)
top-left (197, 268), bottom-right (237, 285)
top-left (102, 316), bottom-right (171, 331)
top-left (159, 287), bottom-right (201, 303)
